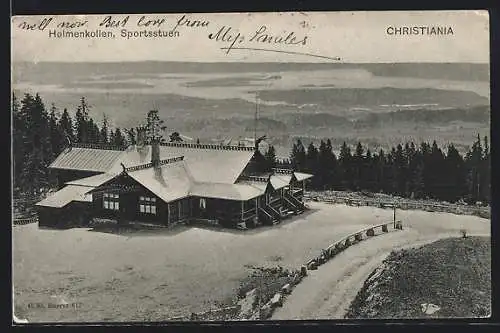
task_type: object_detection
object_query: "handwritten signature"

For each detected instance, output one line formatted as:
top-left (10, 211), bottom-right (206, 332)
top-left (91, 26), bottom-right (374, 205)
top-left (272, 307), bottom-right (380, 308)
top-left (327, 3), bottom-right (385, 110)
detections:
top-left (208, 25), bottom-right (340, 61)
top-left (209, 25), bottom-right (307, 53)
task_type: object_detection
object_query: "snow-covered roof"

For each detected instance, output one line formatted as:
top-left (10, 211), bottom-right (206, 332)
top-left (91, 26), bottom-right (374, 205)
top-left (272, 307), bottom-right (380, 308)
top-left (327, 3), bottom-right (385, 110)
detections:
top-left (35, 185), bottom-right (93, 208)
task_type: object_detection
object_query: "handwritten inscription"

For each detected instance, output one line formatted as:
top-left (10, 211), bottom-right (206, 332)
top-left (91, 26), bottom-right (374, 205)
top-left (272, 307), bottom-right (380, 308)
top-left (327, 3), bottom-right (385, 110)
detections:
top-left (11, 14), bottom-right (339, 60)
top-left (209, 25), bottom-right (308, 54)
top-left (17, 18), bottom-right (53, 31)
top-left (99, 15), bottom-right (130, 28)
top-left (17, 17), bottom-right (90, 30)
top-left (172, 15), bottom-right (209, 32)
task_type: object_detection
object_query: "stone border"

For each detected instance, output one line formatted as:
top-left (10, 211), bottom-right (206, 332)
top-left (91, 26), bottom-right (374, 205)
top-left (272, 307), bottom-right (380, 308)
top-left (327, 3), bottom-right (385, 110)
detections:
top-left (257, 221), bottom-right (403, 320)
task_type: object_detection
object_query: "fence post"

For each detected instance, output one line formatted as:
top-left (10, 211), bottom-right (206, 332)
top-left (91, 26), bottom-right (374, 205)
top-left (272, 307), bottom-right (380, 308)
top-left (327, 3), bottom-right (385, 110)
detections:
top-left (393, 203), bottom-right (396, 229)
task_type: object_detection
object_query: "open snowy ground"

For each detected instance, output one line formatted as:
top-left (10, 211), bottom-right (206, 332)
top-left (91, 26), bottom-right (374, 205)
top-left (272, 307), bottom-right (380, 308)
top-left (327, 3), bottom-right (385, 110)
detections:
top-left (12, 202), bottom-right (489, 322)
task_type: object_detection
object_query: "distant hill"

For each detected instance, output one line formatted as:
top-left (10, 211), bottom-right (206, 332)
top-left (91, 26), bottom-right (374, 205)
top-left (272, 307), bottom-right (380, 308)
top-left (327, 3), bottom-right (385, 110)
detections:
top-left (355, 105), bottom-right (490, 127)
top-left (282, 113), bottom-right (351, 129)
top-left (257, 87), bottom-right (489, 110)
top-left (13, 61), bottom-right (489, 82)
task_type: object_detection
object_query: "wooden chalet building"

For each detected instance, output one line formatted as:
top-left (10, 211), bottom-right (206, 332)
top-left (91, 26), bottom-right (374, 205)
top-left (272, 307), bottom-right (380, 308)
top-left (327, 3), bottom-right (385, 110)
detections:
top-left (36, 126), bottom-right (312, 229)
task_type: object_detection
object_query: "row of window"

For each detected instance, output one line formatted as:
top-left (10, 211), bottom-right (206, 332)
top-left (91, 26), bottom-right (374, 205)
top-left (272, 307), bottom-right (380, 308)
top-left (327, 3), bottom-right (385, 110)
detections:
top-left (102, 194), bottom-right (157, 215)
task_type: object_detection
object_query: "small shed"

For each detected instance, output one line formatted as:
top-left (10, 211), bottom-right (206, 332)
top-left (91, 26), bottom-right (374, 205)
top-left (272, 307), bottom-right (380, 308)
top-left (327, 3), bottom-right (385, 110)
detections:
top-left (35, 185), bottom-right (93, 228)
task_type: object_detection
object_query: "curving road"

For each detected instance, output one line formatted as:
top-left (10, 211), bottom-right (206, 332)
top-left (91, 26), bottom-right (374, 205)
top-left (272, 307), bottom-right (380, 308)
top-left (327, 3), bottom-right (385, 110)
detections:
top-left (272, 208), bottom-right (490, 320)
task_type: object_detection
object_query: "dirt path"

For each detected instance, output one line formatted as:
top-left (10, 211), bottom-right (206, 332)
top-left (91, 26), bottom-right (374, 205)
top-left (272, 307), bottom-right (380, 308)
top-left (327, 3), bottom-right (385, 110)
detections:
top-left (272, 228), bottom-right (490, 320)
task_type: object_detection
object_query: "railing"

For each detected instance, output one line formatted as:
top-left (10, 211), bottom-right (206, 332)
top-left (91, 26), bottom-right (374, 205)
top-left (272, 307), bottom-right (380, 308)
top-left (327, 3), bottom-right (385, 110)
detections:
top-left (283, 195), bottom-right (298, 211)
top-left (272, 168), bottom-right (294, 175)
top-left (259, 206), bottom-right (275, 224)
top-left (284, 192), bottom-right (305, 209)
top-left (265, 204), bottom-right (281, 219)
top-left (305, 191), bottom-right (490, 219)
top-left (13, 214), bottom-right (39, 225)
top-left (71, 142), bottom-right (128, 151)
top-left (124, 156), bottom-right (184, 172)
top-left (239, 175), bottom-right (269, 183)
top-left (161, 142), bottom-right (255, 151)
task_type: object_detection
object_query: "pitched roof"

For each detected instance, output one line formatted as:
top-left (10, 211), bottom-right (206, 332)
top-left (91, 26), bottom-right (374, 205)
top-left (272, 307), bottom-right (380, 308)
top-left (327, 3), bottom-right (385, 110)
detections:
top-left (65, 173), bottom-right (116, 187)
top-left (111, 145), bottom-right (255, 184)
top-left (270, 174), bottom-right (292, 190)
top-left (35, 185), bottom-right (93, 208)
top-left (294, 172), bottom-right (313, 181)
top-left (50, 143), bottom-right (255, 184)
top-left (190, 182), bottom-right (265, 201)
top-left (236, 180), bottom-right (269, 192)
top-left (126, 160), bottom-right (192, 203)
top-left (49, 147), bottom-right (125, 172)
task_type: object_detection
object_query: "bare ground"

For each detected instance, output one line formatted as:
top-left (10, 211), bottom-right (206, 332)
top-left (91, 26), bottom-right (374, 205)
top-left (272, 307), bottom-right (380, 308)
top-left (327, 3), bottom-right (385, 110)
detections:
top-left (13, 202), bottom-right (490, 322)
top-left (345, 236), bottom-right (491, 319)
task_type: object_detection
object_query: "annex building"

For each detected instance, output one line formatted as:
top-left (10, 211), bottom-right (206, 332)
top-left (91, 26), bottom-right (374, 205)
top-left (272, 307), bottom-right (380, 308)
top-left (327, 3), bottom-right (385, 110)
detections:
top-left (35, 127), bottom-right (312, 229)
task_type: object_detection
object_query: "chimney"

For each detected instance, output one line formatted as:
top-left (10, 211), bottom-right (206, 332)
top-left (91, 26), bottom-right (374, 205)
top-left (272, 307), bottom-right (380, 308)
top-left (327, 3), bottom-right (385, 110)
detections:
top-left (151, 138), bottom-right (160, 167)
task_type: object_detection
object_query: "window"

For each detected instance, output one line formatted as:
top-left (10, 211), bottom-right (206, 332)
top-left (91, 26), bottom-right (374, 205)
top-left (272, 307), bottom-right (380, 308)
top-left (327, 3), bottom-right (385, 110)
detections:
top-left (199, 198), bottom-right (206, 209)
top-left (139, 196), bottom-right (157, 215)
top-left (103, 193), bottom-right (120, 210)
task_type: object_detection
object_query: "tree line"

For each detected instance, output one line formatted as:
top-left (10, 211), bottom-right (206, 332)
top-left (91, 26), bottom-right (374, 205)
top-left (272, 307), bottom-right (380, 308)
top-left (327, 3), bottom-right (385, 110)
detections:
top-left (12, 93), bottom-right (130, 195)
top-left (263, 137), bottom-right (490, 204)
top-left (12, 92), bottom-right (491, 205)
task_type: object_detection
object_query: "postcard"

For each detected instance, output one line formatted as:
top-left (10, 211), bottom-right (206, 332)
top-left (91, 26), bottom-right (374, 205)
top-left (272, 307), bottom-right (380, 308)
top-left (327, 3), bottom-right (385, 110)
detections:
top-left (11, 11), bottom-right (490, 324)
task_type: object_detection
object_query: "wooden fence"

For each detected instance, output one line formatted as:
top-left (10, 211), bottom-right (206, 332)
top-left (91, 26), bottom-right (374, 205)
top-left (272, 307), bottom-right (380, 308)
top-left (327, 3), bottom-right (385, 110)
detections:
top-left (13, 214), bottom-right (39, 226)
top-left (305, 221), bottom-right (402, 270)
top-left (305, 192), bottom-right (490, 219)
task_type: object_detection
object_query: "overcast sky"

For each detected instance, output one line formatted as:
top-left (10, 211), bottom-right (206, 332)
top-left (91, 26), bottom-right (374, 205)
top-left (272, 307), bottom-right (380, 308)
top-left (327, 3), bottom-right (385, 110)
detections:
top-left (11, 10), bottom-right (489, 63)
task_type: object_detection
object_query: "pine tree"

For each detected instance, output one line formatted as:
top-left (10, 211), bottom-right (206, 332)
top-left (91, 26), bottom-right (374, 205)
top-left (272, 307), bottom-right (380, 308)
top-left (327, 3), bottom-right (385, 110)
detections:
top-left (427, 141), bottom-right (446, 200)
top-left (318, 140), bottom-right (332, 189)
top-left (48, 103), bottom-right (63, 157)
top-left (290, 139), bottom-right (306, 172)
top-left (386, 147), bottom-right (397, 194)
top-left (353, 142), bottom-right (365, 190)
top-left (112, 128), bottom-right (126, 147)
top-left (19, 93), bottom-right (53, 194)
top-left (465, 135), bottom-right (483, 203)
top-left (393, 144), bottom-right (406, 196)
top-left (365, 148), bottom-right (375, 191)
top-left (100, 114), bottom-right (109, 144)
top-left (375, 149), bottom-right (387, 193)
top-left (125, 128), bottom-right (137, 145)
top-left (481, 136), bottom-right (491, 203)
top-left (444, 144), bottom-right (467, 202)
top-left (338, 142), bottom-right (352, 190)
top-left (306, 142), bottom-right (319, 189)
top-left (59, 108), bottom-right (75, 144)
top-left (85, 119), bottom-right (99, 144)
top-left (264, 145), bottom-right (277, 171)
top-left (325, 139), bottom-right (338, 189)
top-left (12, 93), bottom-right (24, 193)
top-left (74, 97), bottom-right (90, 143)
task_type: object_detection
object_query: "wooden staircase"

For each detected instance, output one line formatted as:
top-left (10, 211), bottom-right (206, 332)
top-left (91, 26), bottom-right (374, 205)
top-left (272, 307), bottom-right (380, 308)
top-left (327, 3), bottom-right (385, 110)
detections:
top-left (283, 192), bottom-right (306, 214)
top-left (258, 206), bottom-right (279, 225)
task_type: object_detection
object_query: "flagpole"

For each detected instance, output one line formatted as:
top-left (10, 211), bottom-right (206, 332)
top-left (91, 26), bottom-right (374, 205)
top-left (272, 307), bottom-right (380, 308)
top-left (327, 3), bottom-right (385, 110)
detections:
top-left (254, 92), bottom-right (258, 144)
